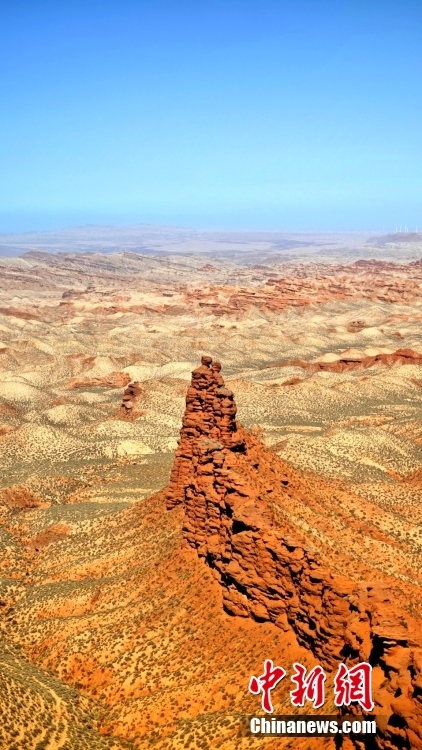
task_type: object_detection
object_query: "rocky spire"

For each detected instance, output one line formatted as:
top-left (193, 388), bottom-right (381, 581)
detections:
top-left (121, 381), bottom-right (142, 413)
top-left (114, 381), bottom-right (144, 421)
top-left (167, 356), bottom-right (243, 508)
top-left (179, 356), bottom-right (237, 442)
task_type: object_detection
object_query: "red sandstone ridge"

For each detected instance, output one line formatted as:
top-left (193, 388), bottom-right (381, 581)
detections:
top-left (167, 357), bottom-right (422, 749)
top-left (66, 371), bottom-right (131, 389)
top-left (277, 348), bottom-right (422, 374)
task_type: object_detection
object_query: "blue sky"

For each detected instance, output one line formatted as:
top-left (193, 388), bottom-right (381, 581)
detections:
top-left (0, 0), bottom-right (421, 232)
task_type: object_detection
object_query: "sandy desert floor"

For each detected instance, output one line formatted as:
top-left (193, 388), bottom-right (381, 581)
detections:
top-left (1, 229), bottom-right (422, 748)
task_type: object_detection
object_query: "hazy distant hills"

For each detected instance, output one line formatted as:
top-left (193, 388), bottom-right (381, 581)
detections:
top-left (0, 223), bottom-right (406, 262)
top-left (0, 224), bottom-right (422, 266)
top-left (367, 231), bottom-right (422, 246)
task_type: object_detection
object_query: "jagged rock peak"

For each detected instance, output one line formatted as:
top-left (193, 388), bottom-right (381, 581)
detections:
top-left (166, 356), bottom-right (244, 508)
top-left (121, 381), bottom-right (142, 411)
top-left (184, 356), bottom-right (239, 441)
top-left (113, 380), bottom-right (145, 422)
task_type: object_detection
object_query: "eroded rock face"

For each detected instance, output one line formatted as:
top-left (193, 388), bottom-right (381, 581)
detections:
top-left (167, 356), bottom-right (243, 508)
top-left (284, 348), bottom-right (422, 373)
top-left (167, 357), bottom-right (422, 749)
top-left (67, 372), bottom-right (131, 389)
top-left (113, 381), bottom-right (145, 421)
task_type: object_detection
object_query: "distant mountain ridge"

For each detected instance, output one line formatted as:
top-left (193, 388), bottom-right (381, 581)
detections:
top-left (367, 232), bottom-right (422, 246)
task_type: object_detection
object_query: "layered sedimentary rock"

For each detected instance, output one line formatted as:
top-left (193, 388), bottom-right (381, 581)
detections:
top-left (167, 357), bottom-right (422, 749)
top-left (282, 347), bottom-right (422, 373)
top-left (67, 372), bottom-right (131, 389)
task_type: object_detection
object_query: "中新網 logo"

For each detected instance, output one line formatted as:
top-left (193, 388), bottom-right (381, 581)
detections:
top-left (249, 660), bottom-right (374, 712)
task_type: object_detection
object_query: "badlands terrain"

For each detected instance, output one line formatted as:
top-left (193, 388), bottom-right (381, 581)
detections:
top-left (1, 227), bottom-right (422, 749)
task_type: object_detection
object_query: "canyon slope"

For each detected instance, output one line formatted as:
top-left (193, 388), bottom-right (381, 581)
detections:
top-left (1, 236), bottom-right (422, 748)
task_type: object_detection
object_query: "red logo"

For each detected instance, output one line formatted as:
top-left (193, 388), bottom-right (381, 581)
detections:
top-left (334, 662), bottom-right (374, 711)
top-left (248, 659), bottom-right (286, 713)
top-left (290, 662), bottom-right (326, 709)
top-left (249, 660), bottom-right (374, 712)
